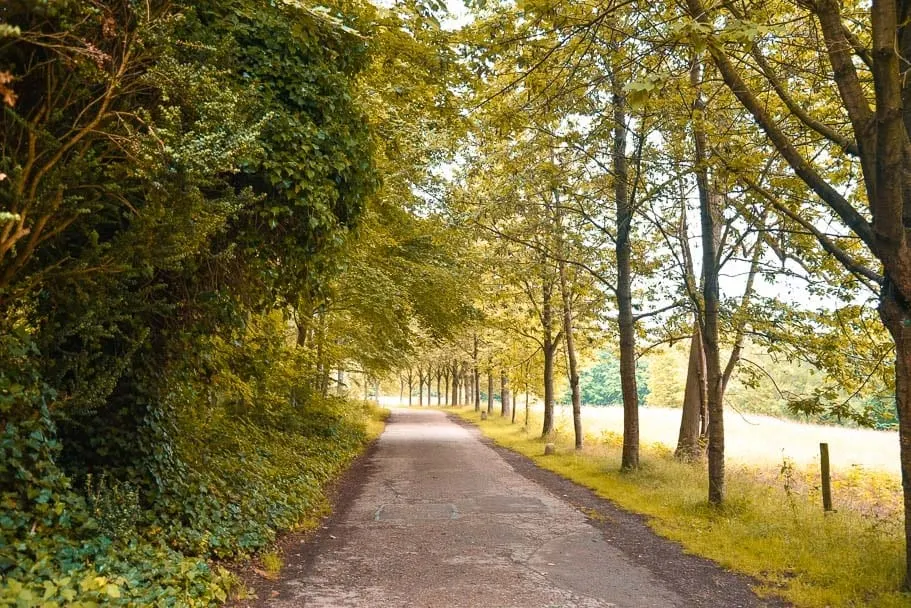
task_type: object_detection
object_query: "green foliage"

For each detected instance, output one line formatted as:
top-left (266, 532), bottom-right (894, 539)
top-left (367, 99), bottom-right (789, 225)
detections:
top-left (0, 330), bottom-right (384, 605)
top-left (0, 0), bottom-right (401, 603)
top-left (561, 351), bottom-right (650, 406)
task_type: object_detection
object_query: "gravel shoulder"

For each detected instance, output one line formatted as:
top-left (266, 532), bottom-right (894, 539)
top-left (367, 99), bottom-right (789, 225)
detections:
top-left (447, 413), bottom-right (790, 608)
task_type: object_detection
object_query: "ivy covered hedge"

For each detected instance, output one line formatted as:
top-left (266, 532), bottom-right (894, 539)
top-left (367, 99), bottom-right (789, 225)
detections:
top-left (1, 388), bottom-right (383, 606)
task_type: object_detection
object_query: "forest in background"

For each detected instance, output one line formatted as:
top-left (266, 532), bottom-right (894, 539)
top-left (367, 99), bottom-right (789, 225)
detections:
top-left (4, 0), bottom-right (911, 605)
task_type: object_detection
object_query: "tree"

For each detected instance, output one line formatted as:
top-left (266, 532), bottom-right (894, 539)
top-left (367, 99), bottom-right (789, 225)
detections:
top-left (671, 0), bottom-right (911, 584)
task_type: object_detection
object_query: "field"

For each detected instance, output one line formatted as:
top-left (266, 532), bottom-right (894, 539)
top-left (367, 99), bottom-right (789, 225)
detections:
top-left (554, 403), bottom-right (901, 474)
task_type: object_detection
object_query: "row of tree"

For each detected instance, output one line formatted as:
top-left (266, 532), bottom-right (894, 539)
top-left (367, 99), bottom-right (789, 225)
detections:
top-left (385, 0), bottom-right (911, 590)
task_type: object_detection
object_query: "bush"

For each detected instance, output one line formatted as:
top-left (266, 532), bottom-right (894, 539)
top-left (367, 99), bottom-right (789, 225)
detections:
top-left (0, 398), bottom-right (382, 606)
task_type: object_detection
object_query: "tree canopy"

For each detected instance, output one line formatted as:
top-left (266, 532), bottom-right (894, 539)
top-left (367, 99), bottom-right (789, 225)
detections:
top-left (5, 0), bottom-right (911, 602)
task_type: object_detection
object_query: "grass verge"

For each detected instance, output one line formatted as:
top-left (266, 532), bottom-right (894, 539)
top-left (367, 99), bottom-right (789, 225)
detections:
top-left (452, 406), bottom-right (909, 608)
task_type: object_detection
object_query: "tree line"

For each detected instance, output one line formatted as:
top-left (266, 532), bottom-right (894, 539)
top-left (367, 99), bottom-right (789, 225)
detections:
top-left (391, 0), bottom-right (911, 591)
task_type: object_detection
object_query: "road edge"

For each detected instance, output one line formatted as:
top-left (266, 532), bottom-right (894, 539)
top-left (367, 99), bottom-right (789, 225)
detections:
top-left (446, 411), bottom-right (791, 608)
top-left (224, 417), bottom-right (387, 607)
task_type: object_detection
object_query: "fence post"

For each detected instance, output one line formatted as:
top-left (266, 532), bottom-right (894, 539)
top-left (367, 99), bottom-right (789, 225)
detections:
top-left (820, 442), bottom-right (833, 512)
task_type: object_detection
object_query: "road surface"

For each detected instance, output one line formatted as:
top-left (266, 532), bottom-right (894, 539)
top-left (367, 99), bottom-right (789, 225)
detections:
top-left (246, 409), bottom-right (783, 607)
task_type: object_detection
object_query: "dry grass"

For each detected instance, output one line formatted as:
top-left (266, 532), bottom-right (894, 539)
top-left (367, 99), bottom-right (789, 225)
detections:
top-left (541, 403), bottom-right (903, 518)
top-left (453, 405), bottom-right (911, 608)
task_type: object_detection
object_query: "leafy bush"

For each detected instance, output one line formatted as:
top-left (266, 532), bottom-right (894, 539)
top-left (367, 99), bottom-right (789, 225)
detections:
top-left (1, 383), bottom-right (382, 606)
top-left (0, 314), bottom-right (383, 605)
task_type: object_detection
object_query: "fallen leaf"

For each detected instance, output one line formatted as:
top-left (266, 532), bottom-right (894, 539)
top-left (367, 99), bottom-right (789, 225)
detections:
top-left (253, 568), bottom-right (278, 581)
top-left (0, 71), bottom-right (16, 107)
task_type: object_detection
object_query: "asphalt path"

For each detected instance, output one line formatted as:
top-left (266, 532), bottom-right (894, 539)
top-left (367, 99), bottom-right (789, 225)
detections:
top-left (246, 409), bottom-right (785, 608)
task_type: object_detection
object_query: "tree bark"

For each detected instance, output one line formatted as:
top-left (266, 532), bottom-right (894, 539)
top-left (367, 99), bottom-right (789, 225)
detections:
top-left (524, 362), bottom-right (531, 427)
top-left (543, 341), bottom-right (555, 438)
top-left (558, 256), bottom-right (583, 449)
top-left (691, 63), bottom-right (725, 502)
top-left (676, 323), bottom-right (707, 461)
top-left (451, 361), bottom-right (458, 406)
top-left (542, 276), bottom-right (557, 438)
top-left (418, 368), bottom-right (424, 407)
top-left (512, 385), bottom-right (518, 424)
top-left (501, 370), bottom-right (511, 418)
top-left (473, 334), bottom-right (481, 411)
top-left (612, 69), bottom-right (639, 470)
top-left (437, 368), bottom-right (442, 407)
top-left (487, 369), bottom-right (494, 415)
top-left (408, 368), bottom-right (414, 408)
top-left (880, 288), bottom-right (911, 589)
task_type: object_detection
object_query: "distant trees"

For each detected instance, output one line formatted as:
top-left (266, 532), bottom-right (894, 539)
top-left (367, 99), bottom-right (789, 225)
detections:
top-left (561, 353), bottom-right (650, 407)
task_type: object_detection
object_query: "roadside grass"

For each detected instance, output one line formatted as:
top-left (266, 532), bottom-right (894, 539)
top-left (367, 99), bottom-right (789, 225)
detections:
top-left (367, 403), bottom-right (392, 441)
top-left (227, 402), bottom-right (389, 601)
top-left (452, 406), bottom-right (909, 608)
top-left (260, 550), bottom-right (283, 580)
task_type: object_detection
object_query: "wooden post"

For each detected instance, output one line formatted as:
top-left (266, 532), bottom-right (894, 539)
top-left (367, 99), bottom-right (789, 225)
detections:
top-left (820, 442), bottom-right (833, 512)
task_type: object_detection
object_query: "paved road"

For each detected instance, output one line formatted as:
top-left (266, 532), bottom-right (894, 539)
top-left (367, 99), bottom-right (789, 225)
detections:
top-left (265, 409), bottom-right (778, 607)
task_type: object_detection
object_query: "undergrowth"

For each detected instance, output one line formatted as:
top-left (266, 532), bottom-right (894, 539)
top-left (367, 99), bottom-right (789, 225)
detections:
top-left (0, 398), bottom-right (387, 607)
top-left (454, 406), bottom-right (910, 608)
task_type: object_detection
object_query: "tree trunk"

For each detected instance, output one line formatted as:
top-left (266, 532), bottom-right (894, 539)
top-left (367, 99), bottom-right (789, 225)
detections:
top-left (473, 335), bottom-right (481, 411)
top-left (612, 69), bottom-right (639, 470)
top-left (501, 371), bottom-right (511, 418)
top-left (444, 369), bottom-right (450, 406)
top-left (418, 368), bottom-right (424, 407)
top-left (437, 369), bottom-right (442, 407)
top-left (676, 323), bottom-right (707, 461)
top-left (512, 385), bottom-right (518, 424)
top-left (880, 289), bottom-right (911, 589)
top-left (691, 54), bottom-right (725, 502)
top-left (464, 362), bottom-right (474, 411)
top-left (451, 362), bottom-right (458, 406)
top-left (399, 376), bottom-right (404, 406)
top-left (702, 205), bottom-right (725, 504)
top-left (558, 257), bottom-right (583, 449)
top-left (487, 370), bottom-right (494, 415)
top-left (542, 343), bottom-right (556, 438)
top-left (524, 362), bottom-right (531, 427)
top-left (453, 363), bottom-right (460, 405)
top-left (542, 279), bottom-right (556, 438)
top-left (408, 369), bottom-right (414, 408)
